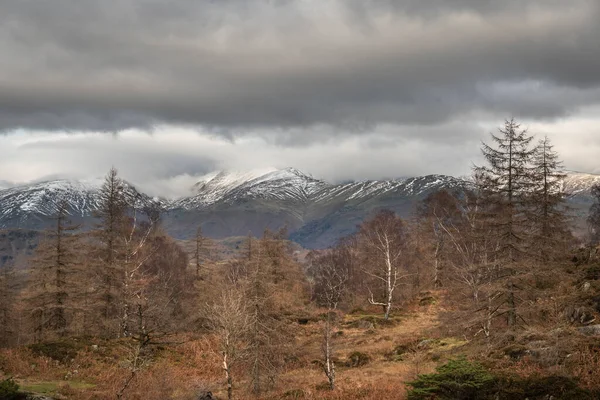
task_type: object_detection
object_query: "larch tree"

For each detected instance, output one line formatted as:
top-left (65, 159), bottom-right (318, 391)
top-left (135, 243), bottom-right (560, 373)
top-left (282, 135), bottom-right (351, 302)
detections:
top-left (194, 226), bottom-right (206, 278)
top-left (358, 210), bottom-right (409, 320)
top-left (474, 119), bottom-right (536, 328)
top-left (27, 200), bottom-right (81, 340)
top-left (94, 167), bottom-right (128, 335)
top-left (0, 264), bottom-right (18, 347)
top-left (588, 183), bottom-right (600, 247)
top-left (475, 118), bottom-right (536, 261)
top-left (530, 136), bottom-right (570, 260)
top-left (244, 232), bottom-right (289, 395)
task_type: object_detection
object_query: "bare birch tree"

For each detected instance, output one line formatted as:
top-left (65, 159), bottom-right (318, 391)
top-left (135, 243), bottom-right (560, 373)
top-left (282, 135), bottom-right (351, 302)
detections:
top-left (206, 290), bottom-right (251, 400)
top-left (312, 252), bottom-right (349, 390)
top-left (358, 210), bottom-right (409, 320)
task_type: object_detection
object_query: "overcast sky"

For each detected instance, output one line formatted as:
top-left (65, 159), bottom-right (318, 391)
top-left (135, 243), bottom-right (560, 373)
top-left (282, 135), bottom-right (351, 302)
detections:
top-left (1, 0), bottom-right (599, 197)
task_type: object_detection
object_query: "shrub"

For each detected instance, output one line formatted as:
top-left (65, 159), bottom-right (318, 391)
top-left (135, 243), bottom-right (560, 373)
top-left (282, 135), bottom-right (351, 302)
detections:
top-left (407, 357), bottom-right (600, 400)
top-left (494, 375), bottom-right (600, 400)
top-left (584, 264), bottom-right (600, 280)
top-left (407, 357), bottom-right (494, 400)
top-left (0, 378), bottom-right (22, 400)
top-left (28, 341), bottom-right (80, 363)
top-left (347, 351), bottom-right (371, 368)
top-left (385, 342), bottom-right (416, 362)
top-left (282, 388), bottom-right (307, 398)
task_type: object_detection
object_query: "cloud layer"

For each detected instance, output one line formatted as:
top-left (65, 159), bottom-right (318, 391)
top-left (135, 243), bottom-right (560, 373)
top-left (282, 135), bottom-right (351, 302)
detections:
top-left (1, 0), bottom-right (600, 134)
top-left (1, 118), bottom-right (599, 198)
top-left (1, 1), bottom-right (599, 191)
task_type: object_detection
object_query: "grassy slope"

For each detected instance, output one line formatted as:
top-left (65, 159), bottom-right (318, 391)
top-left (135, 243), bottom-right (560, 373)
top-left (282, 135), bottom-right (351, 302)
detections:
top-left (0, 293), bottom-right (471, 400)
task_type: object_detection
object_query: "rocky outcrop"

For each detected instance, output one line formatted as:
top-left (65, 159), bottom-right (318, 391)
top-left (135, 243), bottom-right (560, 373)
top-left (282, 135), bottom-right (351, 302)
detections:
top-left (577, 324), bottom-right (600, 336)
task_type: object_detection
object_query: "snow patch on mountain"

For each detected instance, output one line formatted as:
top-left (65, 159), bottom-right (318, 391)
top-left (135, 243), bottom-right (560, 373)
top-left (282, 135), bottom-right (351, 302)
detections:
top-left (174, 167), bottom-right (327, 209)
top-left (0, 178), bottom-right (159, 228)
top-left (1, 169), bottom-right (598, 230)
top-left (562, 171), bottom-right (600, 196)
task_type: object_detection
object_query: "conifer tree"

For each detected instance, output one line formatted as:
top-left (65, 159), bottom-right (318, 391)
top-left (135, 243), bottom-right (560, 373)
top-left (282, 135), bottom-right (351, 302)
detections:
top-left (475, 119), bottom-right (537, 328)
top-left (194, 226), bottom-right (204, 278)
top-left (588, 183), bottom-right (600, 247)
top-left (530, 136), bottom-right (569, 259)
top-left (245, 233), bottom-right (287, 395)
top-left (475, 118), bottom-right (536, 261)
top-left (27, 200), bottom-right (80, 340)
top-left (93, 167), bottom-right (128, 335)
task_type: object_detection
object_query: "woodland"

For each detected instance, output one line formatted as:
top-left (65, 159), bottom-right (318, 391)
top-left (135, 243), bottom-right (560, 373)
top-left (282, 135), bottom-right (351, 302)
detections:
top-left (1, 119), bottom-right (600, 399)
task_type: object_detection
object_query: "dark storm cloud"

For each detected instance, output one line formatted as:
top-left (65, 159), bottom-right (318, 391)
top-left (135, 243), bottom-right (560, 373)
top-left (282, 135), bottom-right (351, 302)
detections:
top-left (1, 0), bottom-right (600, 135)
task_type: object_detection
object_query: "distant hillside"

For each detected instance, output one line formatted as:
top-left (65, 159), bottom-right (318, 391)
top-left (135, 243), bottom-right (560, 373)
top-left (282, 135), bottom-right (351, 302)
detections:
top-left (0, 169), bottom-right (598, 249)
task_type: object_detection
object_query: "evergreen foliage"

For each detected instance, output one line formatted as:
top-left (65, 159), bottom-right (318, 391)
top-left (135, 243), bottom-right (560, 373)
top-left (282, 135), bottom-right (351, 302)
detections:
top-left (0, 378), bottom-right (21, 400)
top-left (407, 357), bottom-right (494, 400)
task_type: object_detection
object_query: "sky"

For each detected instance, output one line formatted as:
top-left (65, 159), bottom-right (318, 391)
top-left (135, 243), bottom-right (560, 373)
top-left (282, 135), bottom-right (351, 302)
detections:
top-left (1, 0), bottom-right (600, 197)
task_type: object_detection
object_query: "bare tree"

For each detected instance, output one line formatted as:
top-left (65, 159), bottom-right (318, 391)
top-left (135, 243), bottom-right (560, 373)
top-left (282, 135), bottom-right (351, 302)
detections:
top-left (312, 252), bottom-right (349, 390)
top-left (588, 183), bottom-right (600, 248)
top-left (475, 119), bottom-right (537, 328)
top-left (94, 167), bottom-right (128, 335)
top-left (0, 264), bottom-right (17, 347)
top-left (194, 226), bottom-right (206, 278)
top-left (417, 189), bottom-right (464, 288)
top-left (421, 189), bottom-right (505, 342)
top-left (27, 200), bottom-right (81, 340)
top-left (530, 136), bottom-right (570, 260)
top-left (115, 228), bottom-right (190, 399)
top-left (358, 210), bottom-right (409, 320)
top-left (206, 290), bottom-right (251, 400)
top-left (475, 118), bottom-right (536, 261)
top-left (119, 209), bottom-right (156, 338)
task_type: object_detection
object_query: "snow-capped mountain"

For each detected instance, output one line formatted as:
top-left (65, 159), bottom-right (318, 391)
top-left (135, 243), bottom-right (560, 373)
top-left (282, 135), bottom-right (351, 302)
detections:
top-left (0, 178), bottom-right (160, 231)
top-left (562, 171), bottom-right (600, 196)
top-left (0, 168), bottom-right (598, 248)
top-left (173, 167), bottom-right (327, 209)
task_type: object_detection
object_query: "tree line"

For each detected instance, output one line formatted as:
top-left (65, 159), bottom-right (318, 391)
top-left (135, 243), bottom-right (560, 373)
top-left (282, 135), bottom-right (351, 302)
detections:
top-left (306, 119), bottom-right (600, 389)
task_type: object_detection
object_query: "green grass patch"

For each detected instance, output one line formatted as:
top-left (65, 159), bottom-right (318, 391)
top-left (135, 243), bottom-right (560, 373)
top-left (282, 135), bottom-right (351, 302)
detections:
top-left (20, 380), bottom-right (95, 394)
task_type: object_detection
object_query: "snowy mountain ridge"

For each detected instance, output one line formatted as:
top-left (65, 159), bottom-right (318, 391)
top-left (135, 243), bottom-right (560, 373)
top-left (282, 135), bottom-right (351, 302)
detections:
top-left (0, 168), bottom-right (598, 247)
top-left (562, 171), bottom-right (600, 196)
top-left (175, 167), bottom-right (326, 209)
top-left (0, 178), bottom-right (160, 229)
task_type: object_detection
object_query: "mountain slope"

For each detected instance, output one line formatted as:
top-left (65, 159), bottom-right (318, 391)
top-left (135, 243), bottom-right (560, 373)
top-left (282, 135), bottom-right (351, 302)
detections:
top-left (0, 178), bottom-right (160, 231)
top-left (0, 169), bottom-right (598, 249)
top-left (172, 168), bottom-right (327, 209)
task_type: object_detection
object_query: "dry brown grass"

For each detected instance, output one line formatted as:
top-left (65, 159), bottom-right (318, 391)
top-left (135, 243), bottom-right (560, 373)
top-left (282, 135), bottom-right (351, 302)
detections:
top-left (0, 305), bottom-right (444, 399)
top-left (0, 291), bottom-right (489, 399)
